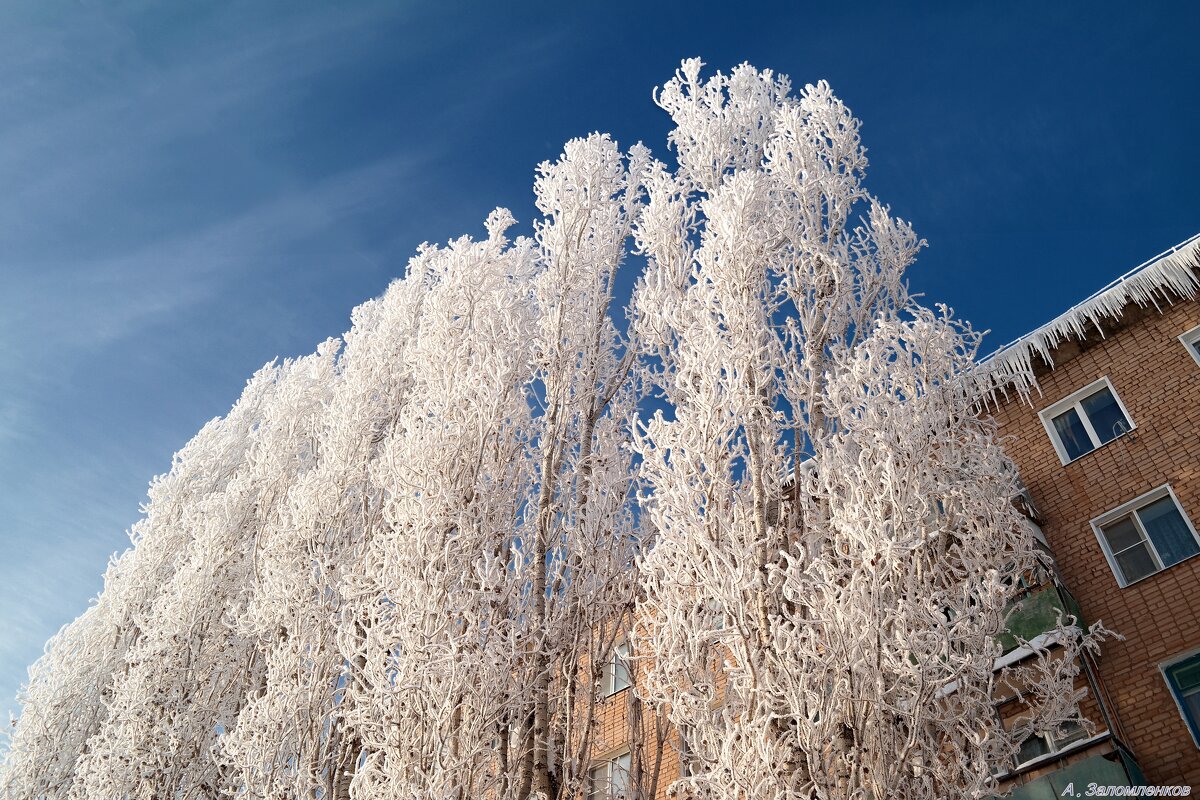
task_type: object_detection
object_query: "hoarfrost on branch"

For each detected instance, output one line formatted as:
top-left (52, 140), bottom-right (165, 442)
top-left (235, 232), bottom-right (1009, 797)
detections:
top-left (1, 59), bottom-right (1111, 800)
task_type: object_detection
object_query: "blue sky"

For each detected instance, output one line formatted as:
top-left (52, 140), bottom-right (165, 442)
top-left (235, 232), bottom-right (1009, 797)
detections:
top-left (1, 1), bottom-right (1197, 716)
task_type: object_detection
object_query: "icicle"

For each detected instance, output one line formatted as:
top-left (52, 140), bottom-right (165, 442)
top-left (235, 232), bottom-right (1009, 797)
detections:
top-left (983, 233), bottom-right (1200, 401)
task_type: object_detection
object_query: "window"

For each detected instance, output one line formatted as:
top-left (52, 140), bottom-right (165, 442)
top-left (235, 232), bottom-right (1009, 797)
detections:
top-left (1013, 720), bottom-right (1089, 768)
top-left (702, 598), bottom-right (727, 632)
top-left (993, 707), bottom-right (1091, 777)
top-left (1038, 377), bottom-right (1133, 464)
top-left (678, 724), bottom-right (697, 778)
top-left (1162, 651), bottom-right (1200, 748)
top-left (1091, 486), bottom-right (1200, 586)
top-left (1180, 324), bottom-right (1200, 367)
top-left (602, 640), bottom-right (631, 696)
top-left (588, 751), bottom-right (631, 800)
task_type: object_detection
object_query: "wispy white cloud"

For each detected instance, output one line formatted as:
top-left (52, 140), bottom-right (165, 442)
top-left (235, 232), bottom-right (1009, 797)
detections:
top-left (0, 149), bottom-right (428, 458)
top-left (0, 0), bottom-right (448, 453)
top-left (0, 1), bottom-right (568, 723)
top-left (3, 150), bottom-right (424, 345)
top-left (0, 2), bottom-right (447, 716)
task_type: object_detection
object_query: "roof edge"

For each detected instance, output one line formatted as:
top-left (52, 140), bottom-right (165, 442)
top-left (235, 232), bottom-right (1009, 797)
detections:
top-left (982, 232), bottom-right (1200, 397)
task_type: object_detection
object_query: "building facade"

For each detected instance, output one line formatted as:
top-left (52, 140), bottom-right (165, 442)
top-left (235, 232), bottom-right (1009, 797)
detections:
top-left (989, 232), bottom-right (1200, 791)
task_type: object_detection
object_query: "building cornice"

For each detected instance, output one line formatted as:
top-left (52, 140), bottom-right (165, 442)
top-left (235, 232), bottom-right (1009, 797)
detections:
top-left (983, 232), bottom-right (1200, 396)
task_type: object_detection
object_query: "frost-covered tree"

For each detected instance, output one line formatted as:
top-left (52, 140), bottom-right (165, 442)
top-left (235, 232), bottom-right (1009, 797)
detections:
top-left (1, 59), bottom-right (1103, 800)
top-left (2, 136), bottom-right (648, 800)
top-left (630, 60), bottom-right (1105, 800)
top-left (0, 354), bottom-right (326, 800)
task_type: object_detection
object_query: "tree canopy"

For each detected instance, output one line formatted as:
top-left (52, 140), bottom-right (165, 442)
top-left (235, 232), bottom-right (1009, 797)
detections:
top-left (1, 59), bottom-right (1105, 800)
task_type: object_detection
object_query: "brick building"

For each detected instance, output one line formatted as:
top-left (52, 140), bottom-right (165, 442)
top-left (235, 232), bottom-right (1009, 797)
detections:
top-left (583, 232), bottom-right (1200, 798)
top-left (988, 231), bottom-right (1200, 792)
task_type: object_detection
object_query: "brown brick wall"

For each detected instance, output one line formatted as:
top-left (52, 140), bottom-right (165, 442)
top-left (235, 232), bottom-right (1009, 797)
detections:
top-left (586, 681), bottom-right (680, 800)
top-left (994, 297), bottom-right (1200, 785)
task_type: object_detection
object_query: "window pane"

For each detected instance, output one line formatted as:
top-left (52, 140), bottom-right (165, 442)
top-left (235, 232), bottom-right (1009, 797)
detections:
top-left (612, 643), bottom-right (631, 693)
top-left (1184, 690), bottom-right (1200, 732)
top-left (1052, 408), bottom-right (1094, 460)
top-left (588, 765), bottom-right (607, 800)
top-left (1167, 657), bottom-right (1200, 692)
top-left (612, 754), bottom-right (631, 797)
top-left (1052, 719), bottom-right (1087, 748)
top-left (1100, 516), bottom-right (1142, 553)
top-left (1139, 496), bottom-right (1200, 567)
top-left (1114, 541), bottom-right (1158, 584)
top-left (1080, 387), bottom-right (1130, 444)
top-left (1016, 734), bottom-right (1049, 764)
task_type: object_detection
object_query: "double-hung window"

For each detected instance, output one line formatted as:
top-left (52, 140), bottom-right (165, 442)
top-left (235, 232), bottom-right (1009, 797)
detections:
top-left (1092, 486), bottom-right (1200, 586)
top-left (1038, 377), bottom-right (1133, 464)
top-left (1162, 651), bottom-right (1200, 748)
top-left (602, 640), bottom-right (631, 696)
top-left (588, 751), bottom-right (631, 800)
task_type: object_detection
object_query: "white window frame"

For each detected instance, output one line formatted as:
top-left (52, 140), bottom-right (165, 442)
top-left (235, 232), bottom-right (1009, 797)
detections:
top-left (587, 749), bottom-right (631, 800)
top-left (1038, 376), bottom-right (1135, 465)
top-left (1179, 324), bottom-right (1200, 367)
top-left (1160, 647), bottom-right (1200, 749)
top-left (602, 639), bottom-right (631, 696)
top-left (1090, 484), bottom-right (1200, 588)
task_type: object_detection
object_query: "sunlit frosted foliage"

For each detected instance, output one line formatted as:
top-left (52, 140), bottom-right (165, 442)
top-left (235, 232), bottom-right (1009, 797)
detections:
top-left (631, 60), bottom-right (1105, 800)
top-left (1, 60), bottom-right (1101, 800)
